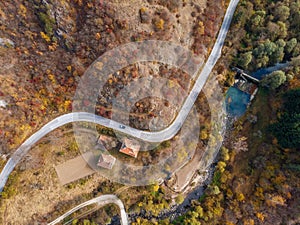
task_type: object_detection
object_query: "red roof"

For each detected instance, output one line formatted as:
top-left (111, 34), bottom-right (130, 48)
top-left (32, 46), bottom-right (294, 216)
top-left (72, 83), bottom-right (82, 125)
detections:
top-left (120, 147), bottom-right (138, 158)
top-left (119, 138), bottom-right (140, 158)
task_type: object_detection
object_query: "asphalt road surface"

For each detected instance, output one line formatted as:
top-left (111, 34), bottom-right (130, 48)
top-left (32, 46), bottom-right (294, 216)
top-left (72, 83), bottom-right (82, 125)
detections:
top-left (48, 194), bottom-right (128, 225)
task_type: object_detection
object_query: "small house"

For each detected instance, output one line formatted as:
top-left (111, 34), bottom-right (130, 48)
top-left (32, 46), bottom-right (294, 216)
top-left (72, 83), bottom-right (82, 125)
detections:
top-left (119, 138), bottom-right (140, 158)
top-left (97, 135), bottom-right (117, 150)
top-left (97, 153), bottom-right (116, 169)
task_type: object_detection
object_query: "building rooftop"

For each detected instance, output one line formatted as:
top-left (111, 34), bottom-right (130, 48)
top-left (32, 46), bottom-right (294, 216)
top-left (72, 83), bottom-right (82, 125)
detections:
top-left (97, 135), bottom-right (117, 150)
top-left (97, 153), bottom-right (116, 170)
top-left (119, 138), bottom-right (140, 158)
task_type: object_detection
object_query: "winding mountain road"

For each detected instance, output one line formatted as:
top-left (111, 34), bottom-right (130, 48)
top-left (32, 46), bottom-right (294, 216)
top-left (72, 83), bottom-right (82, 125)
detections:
top-left (48, 194), bottom-right (128, 225)
top-left (0, 0), bottom-right (239, 211)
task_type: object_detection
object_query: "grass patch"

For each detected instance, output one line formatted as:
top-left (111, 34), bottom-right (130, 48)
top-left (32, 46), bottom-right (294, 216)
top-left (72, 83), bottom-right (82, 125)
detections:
top-left (212, 170), bottom-right (221, 187)
top-left (1, 171), bottom-right (20, 199)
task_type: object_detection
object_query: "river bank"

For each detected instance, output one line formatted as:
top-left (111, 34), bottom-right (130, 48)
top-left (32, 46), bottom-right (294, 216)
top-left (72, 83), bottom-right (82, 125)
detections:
top-left (126, 164), bottom-right (216, 223)
top-left (126, 62), bottom-right (292, 223)
top-left (226, 62), bottom-right (290, 118)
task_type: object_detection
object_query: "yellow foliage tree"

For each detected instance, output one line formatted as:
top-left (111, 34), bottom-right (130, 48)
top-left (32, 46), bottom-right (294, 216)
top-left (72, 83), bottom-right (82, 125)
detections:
top-left (237, 193), bottom-right (245, 202)
top-left (18, 4), bottom-right (27, 17)
top-left (256, 212), bottom-right (265, 222)
top-left (155, 19), bottom-right (165, 30)
top-left (40, 31), bottom-right (51, 42)
top-left (197, 21), bottom-right (205, 35)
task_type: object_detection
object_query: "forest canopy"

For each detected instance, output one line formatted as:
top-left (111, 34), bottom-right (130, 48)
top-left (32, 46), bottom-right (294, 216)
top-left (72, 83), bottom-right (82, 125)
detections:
top-left (232, 0), bottom-right (300, 71)
top-left (269, 88), bottom-right (300, 148)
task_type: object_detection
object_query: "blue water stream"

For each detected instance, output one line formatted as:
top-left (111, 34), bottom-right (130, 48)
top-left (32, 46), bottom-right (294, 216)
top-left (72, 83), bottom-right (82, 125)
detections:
top-left (225, 62), bottom-right (289, 117)
top-left (226, 88), bottom-right (251, 118)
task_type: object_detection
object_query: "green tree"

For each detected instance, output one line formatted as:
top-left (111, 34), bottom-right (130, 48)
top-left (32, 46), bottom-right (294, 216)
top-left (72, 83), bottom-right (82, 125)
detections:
top-left (270, 113), bottom-right (300, 149)
top-left (175, 194), bottom-right (185, 204)
top-left (208, 185), bottom-right (220, 195)
top-left (261, 70), bottom-right (286, 90)
top-left (256, 55), bottom-right (269, 68)
top-left (276, 39), bottom-right (286, 48)
top-left (195, 205), bottom-right (204, 218)
top-left (292, 43), bottom-right (300, 57)
top-left (269, 40), bottom-right (285, 64)
top-left (277, 21), bottom-right (288, 39)
top-left (285, 38), bottom-right (298, 56)
top-left (273, 4), bottom-right (290, 21)
top-left (289, 1), bottom-right (300, 39)
top-left (232, 2), bottom-right (254, 28)
top-left (248, 10), bottom-right (265, 33)
top-left (253, 43), bottom-right (266, 58)
top-left (283, 89), bottom-right (300, 115)
top-left (220, 147), bottom-right (230, 161)
top-left (238, 51), bottom-right (253, 69)
top-left (264, 40), bottom-right (277, 56)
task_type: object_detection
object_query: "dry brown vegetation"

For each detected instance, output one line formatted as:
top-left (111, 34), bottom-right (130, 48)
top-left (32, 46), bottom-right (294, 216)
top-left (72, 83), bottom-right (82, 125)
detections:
top-left (0, 0), bottom-right (222, 223)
